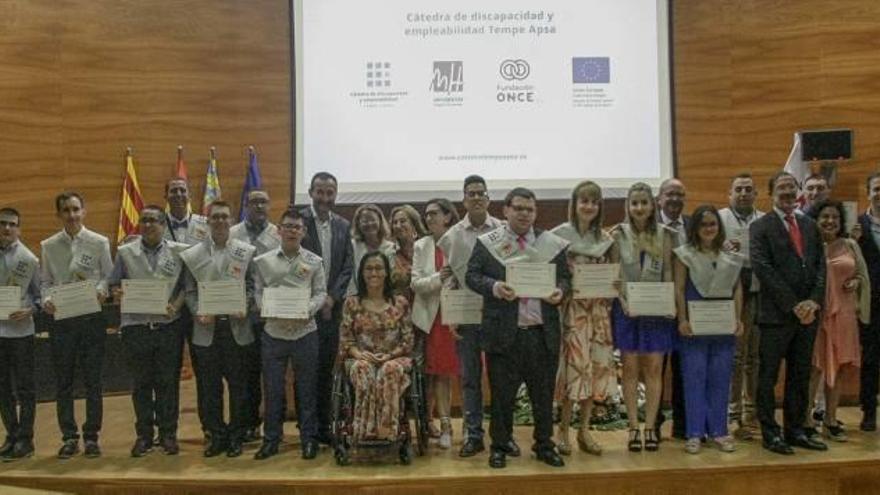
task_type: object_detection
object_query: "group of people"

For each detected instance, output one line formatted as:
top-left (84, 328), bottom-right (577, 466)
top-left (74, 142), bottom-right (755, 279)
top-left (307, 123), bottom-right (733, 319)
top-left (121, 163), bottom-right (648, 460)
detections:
top-left (0, 169), bottom-right (877, 470)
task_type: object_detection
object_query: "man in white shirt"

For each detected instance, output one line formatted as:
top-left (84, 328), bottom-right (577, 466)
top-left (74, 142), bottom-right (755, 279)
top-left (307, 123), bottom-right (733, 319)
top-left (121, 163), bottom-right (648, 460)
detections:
top-left (40, 192), bottom-right (113, 459)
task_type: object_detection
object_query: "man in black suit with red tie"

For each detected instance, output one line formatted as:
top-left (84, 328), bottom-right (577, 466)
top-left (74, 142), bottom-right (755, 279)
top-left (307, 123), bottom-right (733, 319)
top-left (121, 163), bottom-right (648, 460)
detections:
top-left (465, 187), bottom-right (570, 469)
top-left (750, 171), bottom-right (827, 455)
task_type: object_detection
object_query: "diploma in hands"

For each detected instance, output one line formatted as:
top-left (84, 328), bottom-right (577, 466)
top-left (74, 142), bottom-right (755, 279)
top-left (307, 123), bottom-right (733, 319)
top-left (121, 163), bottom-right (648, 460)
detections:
top-left (573, 264), bottom-right (619, 299)
top-left (506, 262), bottom-right (556, 298)
top-left (50, 280), bottom-right (101, 320)
top-left (261, 287), bottom-right (310, 319)
top-left (441, 289), bottom-right (483, 325)
top-left (626, 282), bottom-right (675, 317)
top-left (688, 300), bottom-right (736, 335)
top-left (0, 286), bottom-right (21, 319)
top-left (198, 280), bottom-right (246, 316)
top-left (121, 279), bottom-right (170, 315)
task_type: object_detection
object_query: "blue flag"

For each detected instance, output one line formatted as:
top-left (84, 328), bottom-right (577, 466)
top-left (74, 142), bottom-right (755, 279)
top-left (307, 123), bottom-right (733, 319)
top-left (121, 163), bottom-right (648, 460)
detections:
top-left (239, 149), bottom-right (263, 221)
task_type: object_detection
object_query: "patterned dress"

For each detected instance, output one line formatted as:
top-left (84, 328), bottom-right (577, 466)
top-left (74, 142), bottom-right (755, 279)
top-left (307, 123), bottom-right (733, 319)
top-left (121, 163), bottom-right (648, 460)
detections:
top-left (555, 250), bottom-right (617, 403)
top-left (339, 295), bottom-right (414, 441)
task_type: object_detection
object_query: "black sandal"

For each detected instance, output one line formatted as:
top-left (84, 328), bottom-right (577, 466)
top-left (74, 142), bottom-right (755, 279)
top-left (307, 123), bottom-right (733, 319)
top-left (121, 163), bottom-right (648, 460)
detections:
top-left (627, 428), bottom-right (643, 452)
top-left (644, 428), bottom-right (660, 452)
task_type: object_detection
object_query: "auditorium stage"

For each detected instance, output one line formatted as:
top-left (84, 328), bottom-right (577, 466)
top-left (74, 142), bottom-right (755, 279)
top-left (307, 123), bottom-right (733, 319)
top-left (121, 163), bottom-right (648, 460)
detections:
top-left (1, 381), bottom-right (879, 495)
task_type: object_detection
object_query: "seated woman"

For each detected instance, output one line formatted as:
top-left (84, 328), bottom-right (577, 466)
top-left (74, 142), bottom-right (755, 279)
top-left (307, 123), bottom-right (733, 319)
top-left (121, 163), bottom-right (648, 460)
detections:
top-left (340, 251), bottom-right (414, 442)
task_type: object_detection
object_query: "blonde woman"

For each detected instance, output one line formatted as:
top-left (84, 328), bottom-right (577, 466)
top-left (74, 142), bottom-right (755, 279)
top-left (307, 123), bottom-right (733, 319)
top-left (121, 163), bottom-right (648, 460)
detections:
top-left (347, 204), bottom-right (396, 297)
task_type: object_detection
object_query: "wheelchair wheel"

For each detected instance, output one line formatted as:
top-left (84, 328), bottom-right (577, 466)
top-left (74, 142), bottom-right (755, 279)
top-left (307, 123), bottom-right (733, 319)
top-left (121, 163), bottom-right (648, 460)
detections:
top-left (410, 366), bottom-right (430, 456)
top-left (331, 364), bottom-right (353, 461)
top-left (399, 442), bottom-right (414, 465)
top-left (334, 445), bottom-right (351, 466)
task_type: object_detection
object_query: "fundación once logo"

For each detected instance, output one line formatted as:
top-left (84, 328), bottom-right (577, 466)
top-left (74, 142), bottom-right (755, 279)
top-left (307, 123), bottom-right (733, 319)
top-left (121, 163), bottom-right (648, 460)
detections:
top-left (499, 59), bottom-right (530, 81)
top-left (497, 59), bottom-right (535, 103)
top-left (366, 61), bottom-right (392, 88)
top-left (430, 61), bottom-right (464, 95)
top-left (572, 57), bottom-right (610, 84)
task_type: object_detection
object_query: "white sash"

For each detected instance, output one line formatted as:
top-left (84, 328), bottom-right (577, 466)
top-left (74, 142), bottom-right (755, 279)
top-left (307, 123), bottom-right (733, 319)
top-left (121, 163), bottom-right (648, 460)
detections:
top-left (674, 244), bottom-right (744, 298)
top-left (477, 226), bottom-right (569, 267)
top-left (615, 223), bottom-right (666, 282)
top-left (256, 248), bottom-right (322, 289)
top-left (551, 223), bottom-right (613, 258)
top-left (1, 243), bottom-right (38, 288)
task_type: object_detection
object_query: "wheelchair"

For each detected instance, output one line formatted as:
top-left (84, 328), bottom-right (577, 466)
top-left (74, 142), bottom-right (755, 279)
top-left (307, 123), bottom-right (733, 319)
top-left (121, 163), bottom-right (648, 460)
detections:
top-left (330, 359), bottom-right (429, 465)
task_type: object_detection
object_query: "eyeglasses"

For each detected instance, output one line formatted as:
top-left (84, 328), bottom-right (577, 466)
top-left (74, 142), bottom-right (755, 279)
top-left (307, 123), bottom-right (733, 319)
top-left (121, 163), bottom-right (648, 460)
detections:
top-left (510, 206), bottom-right (535, 214)
top-left (139, 217), bottom-right (161, 225)
top-left (465, 191), bottom-right (489, 199)
top-left (279, 223), bottom-right (304, 231)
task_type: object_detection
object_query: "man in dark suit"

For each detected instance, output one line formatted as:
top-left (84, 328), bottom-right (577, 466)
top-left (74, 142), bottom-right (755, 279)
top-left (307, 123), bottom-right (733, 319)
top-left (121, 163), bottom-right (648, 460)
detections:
top-left (750, 171), bottom-right (827, 455)
top-left (299, 172), bottom-right (354, 443)
top-left (855, 171), bottom-right (880, 431)
top-left (465, 187), bottom-right (570, 469)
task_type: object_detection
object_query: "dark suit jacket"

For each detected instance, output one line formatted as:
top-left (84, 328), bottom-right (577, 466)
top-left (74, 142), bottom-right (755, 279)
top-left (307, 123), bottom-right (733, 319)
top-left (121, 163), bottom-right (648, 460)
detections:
top-left (465, 229), bottom-right (571, 355)
top-left (300, 207), bottom-right (354, 304)
top-left (750, 211), bottom-right (825, 326)
top-left (857, 213), bottom-right (880, 311)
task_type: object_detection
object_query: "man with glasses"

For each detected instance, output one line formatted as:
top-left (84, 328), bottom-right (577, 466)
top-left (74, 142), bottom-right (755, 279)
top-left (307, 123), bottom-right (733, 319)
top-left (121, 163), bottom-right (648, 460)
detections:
top-left (252, 209), bottom-right (326, 460)
top-left (109, 206), bottom-right (189, 457)
top-left (437, 175), bottom-right (504, 458)
top-left (230, 189), bottom-right (281, 443)
top-left (0, 207), bottom-right (40, 461)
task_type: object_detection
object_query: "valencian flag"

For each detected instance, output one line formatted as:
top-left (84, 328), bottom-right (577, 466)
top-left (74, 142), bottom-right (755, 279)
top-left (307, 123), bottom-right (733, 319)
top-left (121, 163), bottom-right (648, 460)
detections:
top-left (239, 146), bottom-right (263, 221)
top-left (117, 148), bottom-right (145, 244)
top-left (202, 147), bottom-right (222, 215)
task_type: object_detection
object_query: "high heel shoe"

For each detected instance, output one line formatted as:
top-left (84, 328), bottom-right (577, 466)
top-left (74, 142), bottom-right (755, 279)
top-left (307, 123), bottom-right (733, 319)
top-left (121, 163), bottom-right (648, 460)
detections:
top-left (577, 430), bottom-right (602, 456)
top-left (556, 434), bottom-right (572, 456)
top-left (644, 428), bottom-right (660, 452)
top-left (627, 428), bottom-right (643, 452)
top-left (439, 417), bottom-right (453, 449)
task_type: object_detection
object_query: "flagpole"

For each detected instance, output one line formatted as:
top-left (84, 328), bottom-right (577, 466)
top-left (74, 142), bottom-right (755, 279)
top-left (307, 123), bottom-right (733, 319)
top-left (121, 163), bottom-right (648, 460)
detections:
top-left (210, 146), bottom-right (216, 161)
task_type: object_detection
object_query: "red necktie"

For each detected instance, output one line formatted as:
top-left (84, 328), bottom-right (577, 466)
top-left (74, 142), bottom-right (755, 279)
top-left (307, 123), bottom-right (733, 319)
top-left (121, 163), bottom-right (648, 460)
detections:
top-left (517, 235), bottom-right (529, 303)
top-left (785, 214), bottom-right (804, 258)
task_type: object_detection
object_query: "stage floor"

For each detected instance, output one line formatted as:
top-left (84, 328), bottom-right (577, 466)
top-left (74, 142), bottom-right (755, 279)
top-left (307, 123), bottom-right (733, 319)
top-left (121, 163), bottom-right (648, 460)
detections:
top-left (1, 381), bottom-right (880, 494)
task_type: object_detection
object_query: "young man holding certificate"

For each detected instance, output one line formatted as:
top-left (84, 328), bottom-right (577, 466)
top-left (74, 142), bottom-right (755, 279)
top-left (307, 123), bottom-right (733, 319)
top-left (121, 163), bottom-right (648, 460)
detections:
top-left (466, 187), bottom-right (570, 469)
top-left (40, 192), bottom-right (113, 459)
top-left (180, 200), bottom-right (257, 458)
top-left (252, 209), bottom-right (326, 461)
top-left (0, 207), bottom-right (40, 461)
top-left (109, 205), bottom-right (189, 457)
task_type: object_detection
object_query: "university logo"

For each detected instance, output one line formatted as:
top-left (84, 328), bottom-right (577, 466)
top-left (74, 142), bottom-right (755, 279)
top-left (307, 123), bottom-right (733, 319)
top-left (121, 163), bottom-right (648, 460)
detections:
top-left (366, 61), bottom-right (391, 88)
top-left (429, 61), bottom-right (464, 94)
top-left (572, 57), bottom-right (610, 84)
top-left (500, 59), bottom-right (530, 81)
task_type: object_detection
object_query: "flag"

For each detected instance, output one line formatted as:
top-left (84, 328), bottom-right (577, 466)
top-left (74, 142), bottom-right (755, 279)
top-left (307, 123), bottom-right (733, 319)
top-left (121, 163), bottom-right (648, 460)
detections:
top-left (239, 147), bottom-right (263, 221)
top-left (572, 57), bottom-right (610, 84)
top-left (202, 149), bottom-right (222, 215)
top-left (167, 146), bottom-right (193, 215)
top-left (117, 152), bottom-right (145, 244)
top-left (782, 132), bottom-right (808, 205)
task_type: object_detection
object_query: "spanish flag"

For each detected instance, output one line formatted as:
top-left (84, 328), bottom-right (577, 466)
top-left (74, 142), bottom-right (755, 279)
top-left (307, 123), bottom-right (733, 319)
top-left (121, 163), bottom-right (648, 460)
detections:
top-left (202, 147), bottom-right (222, 215)
top-left (117, 150), bottom-right (145, 244)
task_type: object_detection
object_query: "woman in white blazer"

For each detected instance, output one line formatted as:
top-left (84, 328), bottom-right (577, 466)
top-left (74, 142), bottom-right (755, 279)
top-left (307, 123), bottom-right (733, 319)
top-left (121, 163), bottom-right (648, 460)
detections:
top-left (411, 198), bottom-right (461, 449)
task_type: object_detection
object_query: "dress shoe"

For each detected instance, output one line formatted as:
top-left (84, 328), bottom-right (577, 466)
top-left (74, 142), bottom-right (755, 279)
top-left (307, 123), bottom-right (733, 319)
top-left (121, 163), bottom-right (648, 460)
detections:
top-left (860, 410), bottom-right (877, 432)
top-left (502, 440), bottom-right (521, 457)
top-left (83, 440), bottom-right (102, 458)
top-left (4, 439), bottom-right (34, 461)
top-left (0, 438), bottom-right (14, 458)
top-left (57, 439), bottom-right (80, 459)
top-left (203, 437), bottom-right (228, 458)
top-left (302, 440), bottom-right (319, 460)
top-left (254, 441), bottom-right (279, 460)
top-left (243, 427), bottom-right (262, 444)
top-left (535, 448), bottom-right (565, 467)
top-left (803, 426), bottom-right (822, 443)
top-left (160, 436), bottom-right (180, 455)
top-left (459, 438), bottom-right (485, 457)
top-left (130, 437), bottom-right (153, 458)
top-left (226, 440), bottom-right (244, 458)
top-left (762, 436), bottom-right (794, 455)
top-left (787, 433), bottom-right (827, 451)
top-left (488, 450), bottom-right (506, 469)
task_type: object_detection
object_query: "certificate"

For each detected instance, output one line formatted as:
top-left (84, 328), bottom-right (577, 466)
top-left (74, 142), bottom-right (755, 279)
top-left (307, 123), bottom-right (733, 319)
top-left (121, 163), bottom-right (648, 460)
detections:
top-left (440, 289), bottom-right (483, 325)
top-left (506, 262), bottom-right (556, 298)
top-left (50, 280), bottom-right (101, 320)
top-left (572, 264), bottom-right (619, 299)
top-left (688, 300), bottom-right (736, 335)
top-left (0, 286), bottom-right (21, 319)
top-left (198, 280), bottom-right (246, 315)
top-left (121, 279), bottom-right (170, 315)
top-left (261, 287), bottom-right (310, 319)
top-left (626, 282), bottom-right (675, 317)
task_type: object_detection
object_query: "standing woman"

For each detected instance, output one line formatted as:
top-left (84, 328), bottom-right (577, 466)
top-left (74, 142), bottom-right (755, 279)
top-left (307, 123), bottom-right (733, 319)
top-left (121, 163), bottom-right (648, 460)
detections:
top-left (347, 204), bottom-right (396, 297)
top-left (551, 181), bottom-right (618, 456)
top-left (390, 205), bottom-right (427, 303)
top-left (611, 182), bottom-right (677, 452)
top-left (673, 205), bottom-right (744, 454)
top-left (411, 199), bottom-right (461, 449)
top-left (807, 200), bottom-right (870, 441)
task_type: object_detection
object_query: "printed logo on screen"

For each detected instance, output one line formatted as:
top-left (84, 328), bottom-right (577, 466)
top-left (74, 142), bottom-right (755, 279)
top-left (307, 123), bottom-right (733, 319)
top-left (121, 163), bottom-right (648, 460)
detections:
top-left (497, 59), bottom-right (535, 104)
top-left (350, 61), bottom-right (408, 108)
top-left (430, 61), bottom-right (464, 107)
top-left (571, 57), bottom-right (614, 109)
top-left (366, 61), bottom-right (392, 88)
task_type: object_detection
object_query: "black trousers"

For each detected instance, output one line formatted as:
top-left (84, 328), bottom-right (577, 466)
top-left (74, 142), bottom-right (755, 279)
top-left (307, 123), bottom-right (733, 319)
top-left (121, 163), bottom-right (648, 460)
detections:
top-left (242, 321), bottom-right (264, 430)
top-left (121, 321), bottom-right (184, 440)
top-left (50, 312), bottom-right (106, 442)
top-left (670, 352), bottom-right (686, 436)
top-left (756, 322), bottom-right (817, 439)
top-left (262, 331), bottom-right (319, 444)
top-left (486, 327), bottom-right (556, 452)
top-left (191, 319), bottom-right (248, 442)
top-left (860, 314), bottom-right (880, 413)
top-left (0, 335), bottom-right (35, 441)
top-left (315, 308), bottom-right (341, 437)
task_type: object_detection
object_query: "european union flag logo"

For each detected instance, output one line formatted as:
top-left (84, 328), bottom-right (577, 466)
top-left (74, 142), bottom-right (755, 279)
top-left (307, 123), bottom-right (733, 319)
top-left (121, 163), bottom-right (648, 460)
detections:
top-left (572, 57), bottom-right (610, 84)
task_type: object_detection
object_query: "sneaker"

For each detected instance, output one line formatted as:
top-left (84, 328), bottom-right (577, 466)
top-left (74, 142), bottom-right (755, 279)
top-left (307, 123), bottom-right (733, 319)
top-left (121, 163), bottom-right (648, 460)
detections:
top-left (57, 439), bottom-right (79, 459)
top-left (438, 418), bottom-right (452, 450)
top-left (130, 437), bottom-right (153, 458)
top-left (160, 436), bottom-right (180, 455)
top-left (712, 435), bottom-right (737, 452)
top-left (684, 438), bottom-right (701, 454)
top-left (803, 426), bottom-right (823, 443)
top-left (824, 422), bottom-right (848, 442)
top-left (83, 440), bottom-right (101, 458)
